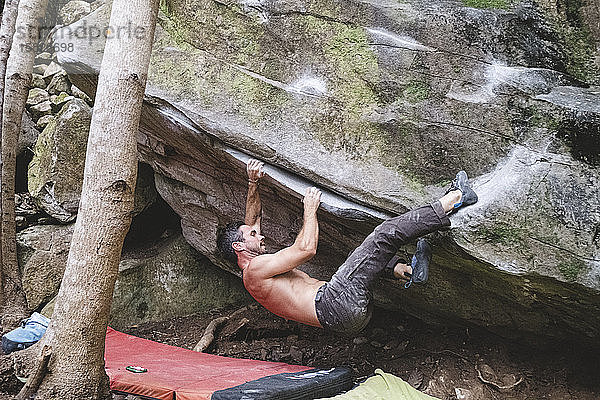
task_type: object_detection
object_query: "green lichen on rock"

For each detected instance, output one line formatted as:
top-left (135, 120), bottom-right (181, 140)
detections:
top-left (558, 259), bottom-right (586, 282)
top-left (479, 222), bottom-right (528, 245)
top-left (536, 0), bottom-right (599, 84)
top-left (320, 18), bottom-right (379, 114)
top-left (402, 80), bottom-right (431, 103)
top-left (300, 15), bottom-right (384, 158)
top-left (461, 0), bottom-right (510, 9)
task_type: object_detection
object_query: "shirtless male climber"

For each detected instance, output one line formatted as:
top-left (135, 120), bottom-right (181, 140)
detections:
top-left (217, 159), bottom-right (478, 335)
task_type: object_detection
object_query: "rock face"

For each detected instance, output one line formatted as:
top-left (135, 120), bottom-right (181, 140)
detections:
top-left (17, 225), bottom-right (249, 326)
top-left (111, 234), bottom-right (250, 329)
top-left (27, 98), bottom-right (158, 222)
top-left (28, 99), bottom-right (92, 222)
top-left (55, 0), bottom-right (600, 342)
top-left (58, 0), bottom-right (90, 25)
top-left (17, 224), bottom-right (74, 310)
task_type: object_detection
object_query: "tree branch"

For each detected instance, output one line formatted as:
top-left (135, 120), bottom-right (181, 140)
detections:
top-left (193, 316), bottom-right (229, 352)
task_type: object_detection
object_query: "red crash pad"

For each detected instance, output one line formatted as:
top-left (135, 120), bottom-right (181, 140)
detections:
top-left (105, 327), bottom-right (311, 400)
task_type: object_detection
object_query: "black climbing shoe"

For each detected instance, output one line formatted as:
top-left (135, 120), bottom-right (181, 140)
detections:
top-left (403, 238), bottom-right (431, 289)
top-left (446, 170), bottom-right (478, 210)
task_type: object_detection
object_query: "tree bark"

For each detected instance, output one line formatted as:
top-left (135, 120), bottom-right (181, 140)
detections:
top-left (30, 0), bottom-right (159, 398)
top-left (1, 0), bottom-right (46, 332)
top-left (0, 0), bottom-right (20, 328)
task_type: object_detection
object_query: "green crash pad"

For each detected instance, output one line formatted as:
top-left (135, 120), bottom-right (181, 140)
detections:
top-left (317, 369), bottom-right (440, 400)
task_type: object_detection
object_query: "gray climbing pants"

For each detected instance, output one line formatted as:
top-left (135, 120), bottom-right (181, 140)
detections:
top-left (314, 201), bottom-right (450, 335)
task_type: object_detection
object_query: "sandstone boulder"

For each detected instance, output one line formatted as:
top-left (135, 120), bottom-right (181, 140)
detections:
top-left (28, 99), bottom-right (92, 222)
top-left (58, 0), bottom-right (90, 25)
top-left (53, 0), bottom-right (600, 343)
top-left (18, 225), bottom-right (250, 327)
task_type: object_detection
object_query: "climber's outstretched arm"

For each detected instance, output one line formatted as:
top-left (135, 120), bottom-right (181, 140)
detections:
top-left (245, 159), bottom-right (265, 233)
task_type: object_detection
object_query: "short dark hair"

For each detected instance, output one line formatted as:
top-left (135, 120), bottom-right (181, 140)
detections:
top-left (217, 221), bottom-right (244, 264)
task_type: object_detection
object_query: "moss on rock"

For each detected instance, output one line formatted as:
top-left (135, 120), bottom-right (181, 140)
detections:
top-left (461, 0), bottom-right (510, 9)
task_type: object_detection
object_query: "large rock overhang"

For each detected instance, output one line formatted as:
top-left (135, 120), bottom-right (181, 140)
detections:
top-left (53, 1), bottom-right (600, 344)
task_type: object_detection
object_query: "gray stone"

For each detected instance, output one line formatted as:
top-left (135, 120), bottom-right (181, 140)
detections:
top-left (42, 61), bottom-right (64, 80)
top-left (28, 100), bottom-right (52, 120)
top-left (71, 84), bottom-right (92, 104)
top-left (26, 88), bottom-right (50, 106)
top-left (18, 112), bottom-right (39, 157)
top-left (49, 92), bottom-right (75, 111)
top-left (59, 0), bottom-right (91, 25)
top-left (35, 115), bottom-right (55, 130)
top-left (31, 74), bottom-right (46, 89)
top-left (34, 52), bottom-right (53, 65)
top-left (111, 234), bottom-right (250, 328)
top-left (28, 99), bottom-right (159, 222)
top-left (46, 72), bottom-right (71, 95)
top-left (33, 64), bottom-right (47, 75)
top-left (18, 226), bottom-right (250, 327)
top-left (53, 1), bottom-right (600, 343)
top-left (17, 224), bottom-right (74, 310)
top-left (28, 99), bottom-right (92, 222)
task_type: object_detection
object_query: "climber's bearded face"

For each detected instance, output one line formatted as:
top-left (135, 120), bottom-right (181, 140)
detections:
top-left (238, 225), bottom-right (266, 255)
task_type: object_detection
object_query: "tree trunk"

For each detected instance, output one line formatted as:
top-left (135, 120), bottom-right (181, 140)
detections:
top-left (27, 0), bottom-right (159, 398)
top-left (0, 0), bottom-right (21, 329)
top-left (1, 0), bottom-right (46, 332)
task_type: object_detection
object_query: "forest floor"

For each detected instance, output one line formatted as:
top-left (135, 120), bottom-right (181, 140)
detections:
top-left (1, 303), bottom-right (599, 399)
top-left (124, 303), bottom-right (599, 400)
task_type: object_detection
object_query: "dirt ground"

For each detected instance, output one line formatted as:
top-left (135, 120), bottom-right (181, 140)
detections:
top-left (123, 303), bottom-right (599, 400)
top-left (2, 303), bottom-right (599, 399)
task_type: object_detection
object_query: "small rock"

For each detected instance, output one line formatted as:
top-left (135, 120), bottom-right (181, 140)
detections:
top-left (29, 100), bottom-right (52, 119)
top-left (289, 346), bottom-right (302, 363)
top-left (455, 387), bottom-right (472, 400)
top-left (260, 348), bottom-right (268, 360)
top-left (16, 216), bottom-right (27, 229)
top-left (26, 88), bottom-right (50, 106)
top-left (19, 112), bottom-right (39, 156)
top-left (47, 72), bottom-right (71, 95)
top-left (479, 364), bottom-right (497, 381)
top-left (71, 84), bottom-right (92, 104)
top-left (33, 64), bottom-right (47, 75)
top-left (384, 339), bottom-right (399, 350)
top-left (43, 62), bottom-right (64, 81)
top-left (31, 74), bottom-right (46, 89)
top-left (50, 92), bottom-right (75, 111)
top-left (353, 336), bottom-right (368, 345)
top-left (36, 115), bottom-right (55, 130)
top-left (501, 373), bottom-right (518, 386)
top-left (59, 0), bottom-right (91, 25)
top-left (396, 324), bottom-right (406, 332)
top-left (16, 193), bottom-right (40, 217)
top-left (34, 52), bottom-right (53, 64)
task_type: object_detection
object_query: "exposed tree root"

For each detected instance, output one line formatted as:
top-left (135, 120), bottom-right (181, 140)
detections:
top-left (16, 345), bottom-right (51, 400)
top-left (476, 365), bottom-right (523, 392)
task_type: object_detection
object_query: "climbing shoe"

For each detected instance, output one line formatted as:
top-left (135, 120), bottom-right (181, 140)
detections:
top-left (403, 238), bottom-right (431, 289)
top-left (1, 312), bottom-right (49, 355)
top-left (446, 170), bottom-right (478, 209)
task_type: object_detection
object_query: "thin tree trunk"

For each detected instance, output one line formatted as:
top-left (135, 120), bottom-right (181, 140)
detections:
top-left (29, 0), bottom-right (159, 398)
top-left (0, 0), bottom-right (20, 328)
top-left (1, 0), bottom-right (47, 332)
